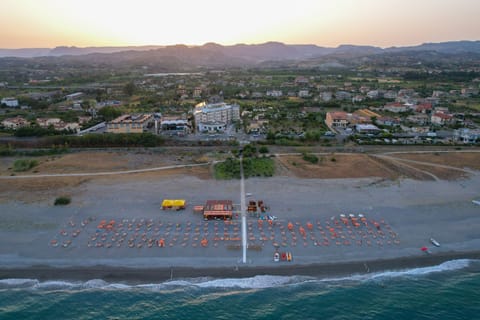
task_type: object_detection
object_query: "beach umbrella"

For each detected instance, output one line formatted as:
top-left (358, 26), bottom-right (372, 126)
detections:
top-left (421, 246), bottom-right (428, 252)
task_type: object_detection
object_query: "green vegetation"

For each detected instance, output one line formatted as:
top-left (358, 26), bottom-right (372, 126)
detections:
top-left (214, 156), bottom-right (275, 179)
top-left (243, 157), bottom-right (275, 178)
top-left (97, 106), bottom-right (123, 121)
top-left (214, 158), bottom-right (241, 179)
top-left (13, 159), bottom-right (38, 172)
top-left (47, 133), bottom-right (163, 148)
top-left (54, 196), bottom-right (71, 206)
top-left (258, 146), bottom-right (269, 154)
top-left (14, 126), bottom-right (74, 137)
top-left (241, 144), bottom-right (257, 157)
top-left (0, 145), bottom-right (70, 157)
top-left (302, 152), bottom-right (319, 164)
top-left (0, 145), bottom-right (15, 156)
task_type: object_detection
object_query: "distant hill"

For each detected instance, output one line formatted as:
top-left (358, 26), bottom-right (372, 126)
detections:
top-left (0, 40), bottom-right (479, 71)
top-left (0, 45), bottom-right (165, 58)
top-left (0, 48), bottom-right (51, 58)
top-left (386, 41), bottom-right (480, 54)
top-left (48, 45), bottom-right (165, 56)
top-left (1, 40), bottom-right (478, 60)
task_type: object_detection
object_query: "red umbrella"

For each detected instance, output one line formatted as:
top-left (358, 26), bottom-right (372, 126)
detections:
top-left (421, 246), bottom-right (428, 252)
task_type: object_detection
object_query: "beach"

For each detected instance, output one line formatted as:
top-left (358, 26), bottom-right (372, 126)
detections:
top-left (1, 250), bottom-right (480, 284)
top-left (1, 163), bottom-right (480, 282)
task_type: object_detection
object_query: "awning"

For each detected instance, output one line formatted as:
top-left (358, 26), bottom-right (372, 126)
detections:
top-left (162, 199), bottom-right (186, 207)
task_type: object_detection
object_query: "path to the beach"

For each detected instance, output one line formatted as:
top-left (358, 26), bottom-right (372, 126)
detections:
top-left (240, 155), bottom-right (247, 264)
top-left (0, 162), bottom-right (212, 178)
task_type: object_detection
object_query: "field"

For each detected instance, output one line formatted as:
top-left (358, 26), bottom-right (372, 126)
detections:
top-left (0, 148), bottom-right (478, 203)
top-left (274, 151), bottom-right (479, 181)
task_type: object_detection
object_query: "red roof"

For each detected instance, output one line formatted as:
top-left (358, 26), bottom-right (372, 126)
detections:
top-left (385, 102), bottom-right (405, 108)
top-left (328, 111), bottom-right (348, 120)
top-left (432, 112), bottom-right (453, 119)
top-left (416, 103), bottom-right (432, 111)
top-left (204, 200), bottom-right (233, 211)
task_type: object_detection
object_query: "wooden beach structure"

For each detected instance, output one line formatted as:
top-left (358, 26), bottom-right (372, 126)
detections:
top-left (202, 200), bottom-right (233, 220)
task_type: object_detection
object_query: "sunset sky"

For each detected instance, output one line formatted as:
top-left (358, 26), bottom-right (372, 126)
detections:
top-left (1, 0), bottom-right (479, 49)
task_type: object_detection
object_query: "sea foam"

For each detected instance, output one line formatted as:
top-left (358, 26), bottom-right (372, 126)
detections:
top-left (0, 259), bottom-right (476, 291)
top-left (319, 259), bottom-right (475, 284)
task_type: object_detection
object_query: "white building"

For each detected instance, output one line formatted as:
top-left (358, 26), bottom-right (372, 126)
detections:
top-left (194, 102), bottom-right (240, 132)
top-left (454, 128), bottom-right (479, 143)
top-left (384, 102), bottom-right (409, 113)
top-left (65, 92), bottom-right (84, 100)
top-left (320, 92), bottom-right (333, 102)
top-left (298, 90), bottom-right (309, 98)
top-left (1, 97), bottom-right (19, 107)
top-left (198, 122), bottom-right (227, 133)
top-left (431, 112), bottom-right (455, 126)
top-left (1, 116), bottom-right (28, 129)
top-left (266, 90), bottom-right (283, 97)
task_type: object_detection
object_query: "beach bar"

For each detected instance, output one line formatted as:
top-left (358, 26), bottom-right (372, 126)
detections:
top-left (203, 200), bottom-right (233, 220)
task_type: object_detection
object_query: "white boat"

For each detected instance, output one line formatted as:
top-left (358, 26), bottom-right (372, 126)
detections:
top-left (472, 200), bottom-right (480, 206)
top-left (430, 238), bottom-right (440, 247)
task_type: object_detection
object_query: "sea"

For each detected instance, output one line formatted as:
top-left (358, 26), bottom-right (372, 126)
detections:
top-left (1, 259), bottom-right (479, 320)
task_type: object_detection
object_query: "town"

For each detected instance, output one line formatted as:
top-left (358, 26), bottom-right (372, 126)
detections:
top-left (1, 43), bottom-right (480, 148)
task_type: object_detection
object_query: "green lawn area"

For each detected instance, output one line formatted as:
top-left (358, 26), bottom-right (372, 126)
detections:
top-left (214, 157), bottom-right (275, 179)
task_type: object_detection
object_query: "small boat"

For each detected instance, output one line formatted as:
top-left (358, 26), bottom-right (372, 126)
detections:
top-left (472, 200), bottom-right (480, 206)
top-left (430, 238), bottom-right (440, 247)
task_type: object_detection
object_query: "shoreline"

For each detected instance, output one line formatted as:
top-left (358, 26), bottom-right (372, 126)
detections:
top-left (1, 250), bottom-right (479, 284)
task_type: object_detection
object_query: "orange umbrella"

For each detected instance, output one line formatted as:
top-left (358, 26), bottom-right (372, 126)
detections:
top-left (158, 238), bottom-right (165, 247)
top-left (299, 226), bottom-right (306, 236)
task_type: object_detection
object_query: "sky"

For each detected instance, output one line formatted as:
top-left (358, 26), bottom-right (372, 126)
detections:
top-left (1, 0), bottom-right (479, 49)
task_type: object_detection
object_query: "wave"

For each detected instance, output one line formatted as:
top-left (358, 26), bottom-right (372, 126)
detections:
top-left (0, 259), bottom-right (477, 291)
top-left (320, 259), bottom-right (476, 283)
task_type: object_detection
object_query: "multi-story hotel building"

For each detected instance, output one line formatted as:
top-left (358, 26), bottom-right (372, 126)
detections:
top-left (194, 102), bottom-right (240, 132)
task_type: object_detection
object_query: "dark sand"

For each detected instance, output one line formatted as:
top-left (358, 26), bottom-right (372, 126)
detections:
top-left (1, 250), bottom-right (479, 284)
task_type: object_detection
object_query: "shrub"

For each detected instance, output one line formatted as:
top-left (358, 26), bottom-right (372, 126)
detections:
top-left (259, 146), bottom-right (269, 154)
top-left (54, 196), bottom-right (71, 206)
top-left (13, 159), bottom-right (38, 172)
top-left (302, 153), bottom-right (319, 164)
top-left (0, 145), bottom-right (15, 156)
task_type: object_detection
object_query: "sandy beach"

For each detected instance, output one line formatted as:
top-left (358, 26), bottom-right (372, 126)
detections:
top-left (1, 150), bottom-right (480, 281)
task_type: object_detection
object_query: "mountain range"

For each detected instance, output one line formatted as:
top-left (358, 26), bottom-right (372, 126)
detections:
top-left (0, 41), bottom-right (479, 73)
top-left (1, 40), bottom-right (479, 61)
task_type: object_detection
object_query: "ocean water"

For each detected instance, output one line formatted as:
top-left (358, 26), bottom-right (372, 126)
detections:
top-left (1, 260), bottom-right (479, 320)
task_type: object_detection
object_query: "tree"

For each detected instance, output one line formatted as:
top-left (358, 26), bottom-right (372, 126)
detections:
top-left (259, 146), bottom-right (269, 154)
top-left (123, 81), bottom-right (137, 96)
top-left (98, 106), bottom-right (122, 121)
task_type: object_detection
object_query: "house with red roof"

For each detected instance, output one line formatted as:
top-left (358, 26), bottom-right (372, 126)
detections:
top-left (431, 112), bottom-right (455, 126)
